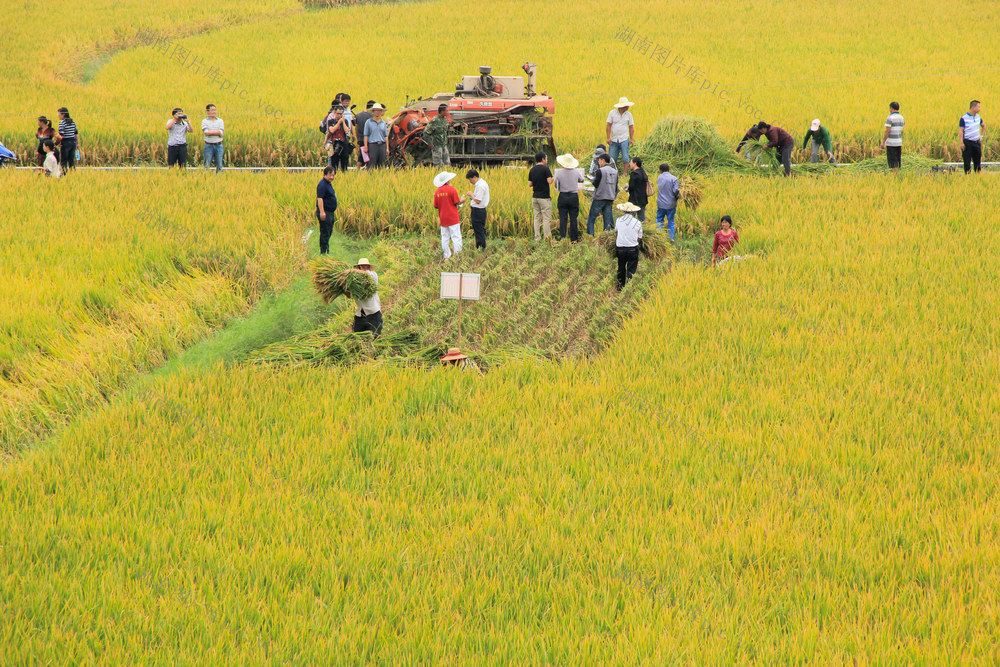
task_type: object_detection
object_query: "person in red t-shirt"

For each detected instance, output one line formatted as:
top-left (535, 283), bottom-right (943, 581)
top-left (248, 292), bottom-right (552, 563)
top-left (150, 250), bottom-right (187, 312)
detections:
top-left (712, 215), bottom-right (739, 266)
top-left (433, 171), bottom-right (465, 259)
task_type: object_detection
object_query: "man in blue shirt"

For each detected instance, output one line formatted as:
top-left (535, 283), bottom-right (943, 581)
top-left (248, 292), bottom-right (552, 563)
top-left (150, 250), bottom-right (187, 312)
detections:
top-left (655, 163), bottom-right (680, 241)
top-left (959, 100), bottom-right (985, 174)
top-left (364, 103), bottom-right (389, 169)
top-left (315, 165), bottom-right (338, 255)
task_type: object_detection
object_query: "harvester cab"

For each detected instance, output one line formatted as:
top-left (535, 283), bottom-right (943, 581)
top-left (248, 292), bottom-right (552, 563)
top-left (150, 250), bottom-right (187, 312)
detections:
top-left (388, 63), bottom-right (556, 167)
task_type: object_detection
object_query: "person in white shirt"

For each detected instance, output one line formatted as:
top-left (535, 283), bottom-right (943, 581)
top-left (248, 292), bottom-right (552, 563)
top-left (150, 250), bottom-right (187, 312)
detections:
top-left (166, 108), bottom-right (193, 168)
top-left (959, 99), bottom-right (985, 174)
top-left (606, 97), bottom-right (636, 174)
top-left (614, 202), bottom-right (643, 290)
top-left (351, 257), bottom-right (383, 337)
top-left (201, 104), bottom-right (225, 172)
top-left (464, 169), bottom-right (490, 249)
top-left (37, 139), bottom-right (61, 178)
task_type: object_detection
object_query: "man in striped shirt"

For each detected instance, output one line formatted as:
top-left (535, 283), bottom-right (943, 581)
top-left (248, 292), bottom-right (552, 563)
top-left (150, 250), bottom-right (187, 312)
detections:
top-left (881, 101), bottom-right (904, 172)
top-left (959, 100), bottom-right (985, 174)
top-left (56, 107), bottom-right (78, 170)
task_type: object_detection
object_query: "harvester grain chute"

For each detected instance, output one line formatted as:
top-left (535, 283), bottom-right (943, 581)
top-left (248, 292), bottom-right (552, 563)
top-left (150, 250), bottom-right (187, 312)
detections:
top-left (388, 62), bottom-right (556, 167)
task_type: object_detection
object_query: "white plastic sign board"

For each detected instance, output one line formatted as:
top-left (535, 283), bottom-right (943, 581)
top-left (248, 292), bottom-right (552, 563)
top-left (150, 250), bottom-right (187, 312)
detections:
top-left (440, 273), bottom-right (481, 301)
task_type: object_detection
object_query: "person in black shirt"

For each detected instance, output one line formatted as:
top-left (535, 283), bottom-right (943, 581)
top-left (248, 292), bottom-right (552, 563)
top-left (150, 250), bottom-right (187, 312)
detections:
top-left (56, 107), bottom-right (79, 170)
top-left (315, 166), bottom-right (338, 255)
top-left (735, 123), bottom-right (763, 163)
top-left (625, 156), bottom-right (649, 221)
top-left (527, 152), bottom-right (553, 241)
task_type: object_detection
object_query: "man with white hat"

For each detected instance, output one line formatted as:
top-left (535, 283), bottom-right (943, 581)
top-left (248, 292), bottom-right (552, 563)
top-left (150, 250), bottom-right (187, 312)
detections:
top-left (433, 171), bottom-right (466, 259)
top-left (606, 97), bottom-right (636, 174)
top-left (554, 153), bottom-right (585, 242)
top-left (363, 103), bottom-right (389, 168)
top-left (614, 202), bottom-right (643, 291)
top-left (351, 257), bottom-right (383, 337)
top-left (802, 119), bottom-right (835, 164)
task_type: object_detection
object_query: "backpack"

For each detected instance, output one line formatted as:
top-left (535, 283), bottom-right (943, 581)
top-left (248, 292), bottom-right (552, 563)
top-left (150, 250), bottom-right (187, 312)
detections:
top-left (319, 113), bottom-right (330, 134)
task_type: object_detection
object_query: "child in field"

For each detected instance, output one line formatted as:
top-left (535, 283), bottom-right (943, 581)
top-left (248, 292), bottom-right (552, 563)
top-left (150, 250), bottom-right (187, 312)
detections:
top-left (712, 215), bottom-right (739, 266)
top-left (37, 139), bottom-right (61, 178)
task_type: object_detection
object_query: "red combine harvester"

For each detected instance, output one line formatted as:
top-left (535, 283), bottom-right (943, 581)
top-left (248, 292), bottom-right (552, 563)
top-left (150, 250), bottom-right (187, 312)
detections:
top-left (388, 63), bottom-right (556, 167)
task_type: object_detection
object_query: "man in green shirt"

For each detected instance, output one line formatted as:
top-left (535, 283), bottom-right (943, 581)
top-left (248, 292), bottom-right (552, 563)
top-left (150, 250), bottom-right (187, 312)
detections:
top-left (803, 119), bottom-right (835, 164)
top-left (422, 104), bottom-right (451, 166)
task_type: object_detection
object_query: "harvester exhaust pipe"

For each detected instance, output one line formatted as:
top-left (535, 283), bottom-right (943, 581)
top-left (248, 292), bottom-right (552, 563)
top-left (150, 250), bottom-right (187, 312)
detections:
top-left (522, 62), bottom-right (537, 96)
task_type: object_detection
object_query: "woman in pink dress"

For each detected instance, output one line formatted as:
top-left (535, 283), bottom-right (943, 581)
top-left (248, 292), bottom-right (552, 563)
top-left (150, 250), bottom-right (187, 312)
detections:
top-left (712, 215), bottom-right (739, 266)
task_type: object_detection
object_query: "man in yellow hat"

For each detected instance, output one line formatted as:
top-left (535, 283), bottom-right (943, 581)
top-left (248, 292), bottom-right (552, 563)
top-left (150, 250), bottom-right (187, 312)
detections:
top-left (351, 257), bottom-right (382, 336)
top-left (607, 96), bottom-right (636, 174)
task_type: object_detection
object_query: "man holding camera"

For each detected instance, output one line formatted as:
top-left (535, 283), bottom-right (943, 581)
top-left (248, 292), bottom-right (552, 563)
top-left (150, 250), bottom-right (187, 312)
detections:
top-left (166, 108), bottom-right (193, 169)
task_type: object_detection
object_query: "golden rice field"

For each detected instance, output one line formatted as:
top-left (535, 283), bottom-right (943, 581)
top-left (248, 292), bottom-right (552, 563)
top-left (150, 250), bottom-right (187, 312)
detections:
top-left (0, 170), bottom-right (307, 455)
top-left (2, 0), bottom-right (998, 164)
top-left (2, 166), bottom-right (1000, 661)
top-left (2, 0), bottom-right (1000, 662)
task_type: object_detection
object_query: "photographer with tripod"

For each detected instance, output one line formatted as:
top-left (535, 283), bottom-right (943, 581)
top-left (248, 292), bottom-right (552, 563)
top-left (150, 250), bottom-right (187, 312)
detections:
top-left (166, 108), bottom-right (193, 169)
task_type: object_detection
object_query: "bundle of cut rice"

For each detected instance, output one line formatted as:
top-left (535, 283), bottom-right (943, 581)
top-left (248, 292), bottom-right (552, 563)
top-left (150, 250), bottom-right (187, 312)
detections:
top-left (312, 258), bottom-right (377, 303)
top-left (679, 177), bottom-right (703, 211)
top-left (596, 223), bottom-right (670, 261)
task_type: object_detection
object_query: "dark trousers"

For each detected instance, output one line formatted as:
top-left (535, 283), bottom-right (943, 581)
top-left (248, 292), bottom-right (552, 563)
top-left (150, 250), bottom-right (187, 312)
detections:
top-left (353, 310), bottom-right (383, 338)
top-left (316, 211), bottom-right (334, 254)
top-left (557, 192), bottom-right (580, 242)
top-left (963, 139), bottom-right (982, 173)
top-left (167, 144), bottom-right (188, 168)
top-left (329, 145), bottom-right (350, 172)
top-left (886, 146), bottom-right (902, 170)
top-left (368, 142), bottom-right (387, 168)
top-left (779, 142), bottom-right (793, 176)
top-left (470, 206), bottom-right (487, 249)
top-left (59, 139), bottom-right (76, 170)
top-left (587, 198), bottom-right (614, 235)
top-left (616, 246), bottom-right (639, 291)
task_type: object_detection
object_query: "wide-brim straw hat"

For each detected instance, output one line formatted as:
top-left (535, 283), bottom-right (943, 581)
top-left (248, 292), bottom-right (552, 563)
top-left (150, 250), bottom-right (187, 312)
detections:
top-left (614, 96), bottom-right (636, 108)
top-left (810, 118), bottom-right (821, 131)
top-left (441, 347), bottom-right (468, 362)
top-left (617, 202), bottom-right (641, 213)
top-left (556, 153), bottom-right (579, 170)
top-left (354, 257), bottom-right (373, 268)
top-left (433, 171), bottom-right (457, 188)
top-left (371, 103), bottom-right (384, 110)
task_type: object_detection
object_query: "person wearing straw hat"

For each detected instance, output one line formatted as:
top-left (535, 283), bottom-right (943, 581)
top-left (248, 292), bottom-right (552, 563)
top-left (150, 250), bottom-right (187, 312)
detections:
top-left (614, 202), bottom-right (643, 291)
top-left (554, 153), bottom-right (585, 242)
top-left (364, 103), bottom-right (389, 168)
top-left (433, 171), bottom-right (466, 259)
top-left (351, 257), bottom-right (383, 337)
top-left (440, 347), bottom-right (473, 370)
top-left (803, 119), bottom-right (835, 164)
top-left (606, 97), bottom-right (636, 174)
